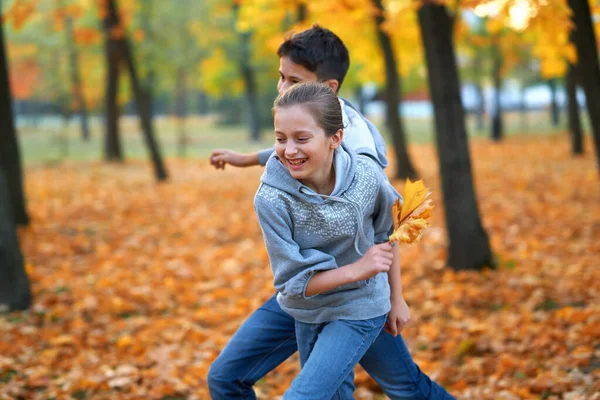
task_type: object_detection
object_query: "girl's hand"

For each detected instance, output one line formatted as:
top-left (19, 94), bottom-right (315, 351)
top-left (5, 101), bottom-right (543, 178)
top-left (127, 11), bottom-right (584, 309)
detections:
top-left (385, 296), bottom-right (410, 336)
top-left (349, 243), bottom-right (393, 282)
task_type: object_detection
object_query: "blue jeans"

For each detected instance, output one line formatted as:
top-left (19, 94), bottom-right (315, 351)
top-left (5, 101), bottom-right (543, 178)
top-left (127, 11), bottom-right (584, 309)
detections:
top-left (208, 294), bottom-right (455, 400)
top-left (285, 315), bottom-right (387, 400)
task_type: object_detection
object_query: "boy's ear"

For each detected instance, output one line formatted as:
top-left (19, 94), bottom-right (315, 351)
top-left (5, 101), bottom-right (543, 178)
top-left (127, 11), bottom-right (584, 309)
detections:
top-left (330, 129), bottom-right (343, 149)
top-left (323, 79), bottom-right (339, 93)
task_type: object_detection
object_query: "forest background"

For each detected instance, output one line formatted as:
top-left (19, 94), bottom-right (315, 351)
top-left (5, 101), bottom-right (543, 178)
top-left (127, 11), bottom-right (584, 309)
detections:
top-left (1, 0), bottom-right (599, 398)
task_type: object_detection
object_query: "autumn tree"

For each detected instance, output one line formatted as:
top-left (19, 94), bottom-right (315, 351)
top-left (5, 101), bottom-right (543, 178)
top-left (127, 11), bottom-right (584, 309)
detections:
top-left (1, 3), bottom-right (29, 227)
top-left (371, 0), bottom-right (417, 180)
top-left (101, 0), bottom-right (168, 180)
top-left (102, 0), bottom-right (123, 160)
top-left (565, 36), bottom-right (583, 155)
top-left (417, 2), bottom-right (493, 271)
top-left (57, 0), bottom-right (91, 141)
top-left (490, 35), bottom-right (503, 141)
top-left (234, 3), bottom-right (261, 142)
top-left (568, 0), bottom-right (600, 171)
top-left (0, 5), bottom-right (32, 310)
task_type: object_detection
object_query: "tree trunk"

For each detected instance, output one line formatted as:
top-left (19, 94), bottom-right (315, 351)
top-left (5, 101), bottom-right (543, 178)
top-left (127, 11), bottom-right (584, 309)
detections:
top-left (175, 67), bottom-right (188, 157)
top-left (239, 32), bottom-right (261, 142)
top-left (140, 0), bottom-right (155, 119)
top-left (548, 79), bottom-right (560, 126)
top-left (64, 14), bottom-right (91, 141)
top-left (491, 40), bottom-right (503, 141)
top-left (107, 0), bottom-right (168, 181)
top-left (566, 63), bottom-right (584, 155)
top-left (372, 0), bottom-right (417, 180)
top-left (0, 171), bottom-right (31, 311)
top-left (0, 16), bottom-right (29, 226)
top-left (417, 3), bottom-right (494, 271)
top-left (520, 82), bottom-right (528, 132)
top-left (568, 0), bottom-right (600, 174)
top-left (198, 91), bottom-right (209, 115)
top-left (473, 52), bottom-right (485, 131)
top-left (355, 85), bottom-right (366, 115)
top-left (297, 2), bottom-right (307, 22)
top-left (102, 0), bottom-right (123, 161)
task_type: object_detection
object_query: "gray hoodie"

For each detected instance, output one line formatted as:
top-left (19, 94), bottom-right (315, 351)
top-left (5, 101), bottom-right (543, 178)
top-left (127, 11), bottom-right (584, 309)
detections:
top-left (254, 145), bottom-right (401, 323)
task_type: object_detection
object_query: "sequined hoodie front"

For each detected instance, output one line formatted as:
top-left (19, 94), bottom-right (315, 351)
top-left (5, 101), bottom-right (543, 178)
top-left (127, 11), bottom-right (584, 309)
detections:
top-left (254, 144), bottom-right (401, 324)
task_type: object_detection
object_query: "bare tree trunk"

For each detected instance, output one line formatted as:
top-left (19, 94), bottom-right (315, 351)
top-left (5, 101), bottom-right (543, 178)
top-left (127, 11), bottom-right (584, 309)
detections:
top-left (520, 81), bottom-right (528, 132)
top-left (0, 14), bottom-right (31, 310)
top-left (0, 14), bottom-right (29, 226)
top-left (64, 13), bottom-right (90, 141)
top-left (102, 0), bottom-right (123, 161)
top-left (198, 91), bottom-right (209, 115)
top-left (417, 2), bottom-right (494, 271)
top-left (473, 52), bottom-right (485, 131)
top-left (239, 32), bottom-right (261, 142)
top-left (566, 63), bottom-right (584, 155)
top-left (372, 0), bottom-right (417, 180)
top-left (106, 0), bottom-right (168, 180)
top-left (0, 171), bottom-right (31, 311)
top-left (548, 79), bottom-right (560, 126)
top-left (355, 85), bottom-right (366, 115)
top-left (140, 0), bottom-right (155, 118)
top-left (491, 40), bottom-right (503, 141)
top-left (175, 67), bottom-right (188, 157)
top-left (297, 2), bottom-right (307, 22)
top-left (568, 0), bottom-right (600, 174)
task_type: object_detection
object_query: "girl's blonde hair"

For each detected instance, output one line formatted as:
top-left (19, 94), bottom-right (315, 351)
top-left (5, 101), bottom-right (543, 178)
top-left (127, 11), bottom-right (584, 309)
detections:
top-left (273, 82), bottom-right (343, 137)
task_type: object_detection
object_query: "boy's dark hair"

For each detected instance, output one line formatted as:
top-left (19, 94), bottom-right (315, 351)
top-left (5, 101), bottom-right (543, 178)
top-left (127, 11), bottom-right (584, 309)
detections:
top-left (277, 25), bottom-right (350, 91)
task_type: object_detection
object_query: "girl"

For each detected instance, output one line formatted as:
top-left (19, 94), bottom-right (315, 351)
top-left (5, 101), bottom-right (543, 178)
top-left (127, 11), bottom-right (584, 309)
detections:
top-left (254, 82), bottom-right (409, 399)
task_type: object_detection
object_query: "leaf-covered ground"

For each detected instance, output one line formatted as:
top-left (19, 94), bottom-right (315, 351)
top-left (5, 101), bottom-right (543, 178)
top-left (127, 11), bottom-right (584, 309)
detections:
top-left (1, 135), bottom-right (599, 399)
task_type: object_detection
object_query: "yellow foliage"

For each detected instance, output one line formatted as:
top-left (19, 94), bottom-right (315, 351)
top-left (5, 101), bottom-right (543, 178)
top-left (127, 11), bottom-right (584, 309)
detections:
top-left (199, 49), bottom-right (245, 97)
top-left (388, 179), bottom-right (434, 244)
top-left (3, 0), bottom-right (38, 31)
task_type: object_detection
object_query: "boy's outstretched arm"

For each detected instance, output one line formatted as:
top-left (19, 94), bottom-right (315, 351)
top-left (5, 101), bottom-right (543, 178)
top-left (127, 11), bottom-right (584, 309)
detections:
top-left (209, 148), bottom-right (275, 170)
top-left (385, 244), bottom-right (410, 337)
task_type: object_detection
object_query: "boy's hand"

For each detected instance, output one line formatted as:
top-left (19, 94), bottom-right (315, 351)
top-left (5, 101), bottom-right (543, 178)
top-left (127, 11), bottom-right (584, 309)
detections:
top-left (385, 296), bottom-right (410, 336)
top-left (209, 149), bottom-right (257, 169)
top-left (349, 243), bottom-right (393, 282)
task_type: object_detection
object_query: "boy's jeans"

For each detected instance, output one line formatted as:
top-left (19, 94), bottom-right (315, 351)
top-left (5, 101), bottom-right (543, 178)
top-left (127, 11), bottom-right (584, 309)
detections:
top-left (208, 294), bottom-right (455, 400)
top-left (284, 315), bottom-right (387, 400)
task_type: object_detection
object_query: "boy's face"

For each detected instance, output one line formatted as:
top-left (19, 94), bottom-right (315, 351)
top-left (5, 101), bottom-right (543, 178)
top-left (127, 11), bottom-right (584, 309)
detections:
top-left (278, 57), bottom-right (318, 94)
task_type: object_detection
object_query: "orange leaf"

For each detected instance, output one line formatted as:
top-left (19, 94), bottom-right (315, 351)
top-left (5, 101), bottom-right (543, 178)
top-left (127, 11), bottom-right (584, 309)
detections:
top-left (389, 179), bottom-right (434, 244)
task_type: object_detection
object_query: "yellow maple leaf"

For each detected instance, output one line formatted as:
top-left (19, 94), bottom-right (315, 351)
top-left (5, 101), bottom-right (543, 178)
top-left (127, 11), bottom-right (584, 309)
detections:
top-left (389, 179), bottom-right (434, 244)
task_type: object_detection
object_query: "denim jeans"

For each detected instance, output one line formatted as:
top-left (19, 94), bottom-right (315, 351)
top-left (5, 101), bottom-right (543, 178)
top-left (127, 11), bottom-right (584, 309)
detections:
top-left (208, 294), bottom-right (455, 400)
top-left (284, 315), bottom-right (386, 400)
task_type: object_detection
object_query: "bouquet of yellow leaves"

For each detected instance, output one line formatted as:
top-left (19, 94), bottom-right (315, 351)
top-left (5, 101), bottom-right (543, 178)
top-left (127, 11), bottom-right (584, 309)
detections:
top-left (388, 179), bottom-right (435, 244)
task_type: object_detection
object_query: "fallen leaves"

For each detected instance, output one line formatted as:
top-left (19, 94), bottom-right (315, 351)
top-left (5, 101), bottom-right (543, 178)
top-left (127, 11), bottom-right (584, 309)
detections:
top-left (0, 136), bottom-right (599, 399)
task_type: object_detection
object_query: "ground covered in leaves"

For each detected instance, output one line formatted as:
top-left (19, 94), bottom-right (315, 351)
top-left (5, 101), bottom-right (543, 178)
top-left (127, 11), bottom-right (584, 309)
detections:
top-left (1, 135), bottom-right (599, 399)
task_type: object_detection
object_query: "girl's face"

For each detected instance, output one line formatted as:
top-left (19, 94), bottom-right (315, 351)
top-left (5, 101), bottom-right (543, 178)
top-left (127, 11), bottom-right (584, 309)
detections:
top-left (274, 105), bottom-right (342, 191)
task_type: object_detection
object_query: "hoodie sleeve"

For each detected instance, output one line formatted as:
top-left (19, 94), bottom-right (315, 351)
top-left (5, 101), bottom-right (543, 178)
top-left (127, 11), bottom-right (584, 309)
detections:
top-left (255, 194), bottom-right (338, 299)
top-left (372, 170), bottom-right (403, 244)
top-left (258, 148), bottom-right (275, 166)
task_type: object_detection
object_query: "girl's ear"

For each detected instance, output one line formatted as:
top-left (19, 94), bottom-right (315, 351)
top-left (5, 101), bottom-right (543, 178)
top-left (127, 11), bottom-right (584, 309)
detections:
top-left (330, 129), bottom-right (343, 149)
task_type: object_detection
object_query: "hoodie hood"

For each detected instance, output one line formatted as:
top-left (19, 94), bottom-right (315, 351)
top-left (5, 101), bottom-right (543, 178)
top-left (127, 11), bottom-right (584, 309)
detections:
top-left (260, 143), bottom-right (357, 204)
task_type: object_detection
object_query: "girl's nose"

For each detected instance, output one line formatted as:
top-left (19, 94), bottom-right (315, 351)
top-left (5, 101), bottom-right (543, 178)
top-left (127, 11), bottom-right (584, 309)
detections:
top-left (285, 142), bottom-right (298, 155)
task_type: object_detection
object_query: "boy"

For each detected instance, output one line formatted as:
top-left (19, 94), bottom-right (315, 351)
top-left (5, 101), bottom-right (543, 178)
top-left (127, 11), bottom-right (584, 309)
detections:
top-left (208, 25), bottom-right (454, 400)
